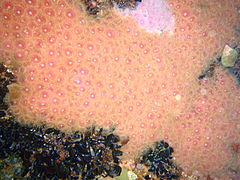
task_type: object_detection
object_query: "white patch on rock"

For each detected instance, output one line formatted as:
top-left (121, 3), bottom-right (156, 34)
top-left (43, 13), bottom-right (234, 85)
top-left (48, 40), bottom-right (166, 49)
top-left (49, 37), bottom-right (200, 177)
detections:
top-left (127, 171), bottom-right (138, 180)
top-left (221, 44), bottom-right (238, 67)
top-left (116, 0), bottom-right (175, 34)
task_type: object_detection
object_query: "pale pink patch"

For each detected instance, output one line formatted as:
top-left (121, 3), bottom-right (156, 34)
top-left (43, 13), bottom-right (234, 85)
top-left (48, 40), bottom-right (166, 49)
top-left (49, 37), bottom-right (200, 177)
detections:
top-left (118, 0), bottom-right (175, 34)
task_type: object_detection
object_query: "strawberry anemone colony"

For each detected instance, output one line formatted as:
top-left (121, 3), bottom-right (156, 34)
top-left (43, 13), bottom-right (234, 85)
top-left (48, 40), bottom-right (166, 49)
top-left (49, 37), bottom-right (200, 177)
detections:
top-left (0, 0), bottom-right (240, 179)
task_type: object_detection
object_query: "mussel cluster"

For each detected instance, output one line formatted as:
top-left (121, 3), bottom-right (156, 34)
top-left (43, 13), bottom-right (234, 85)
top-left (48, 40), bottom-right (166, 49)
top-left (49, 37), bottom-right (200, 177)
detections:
top-left (140, 141), bottom-right (180, 180)
top-left (0, 119), bottom-right (123, 179)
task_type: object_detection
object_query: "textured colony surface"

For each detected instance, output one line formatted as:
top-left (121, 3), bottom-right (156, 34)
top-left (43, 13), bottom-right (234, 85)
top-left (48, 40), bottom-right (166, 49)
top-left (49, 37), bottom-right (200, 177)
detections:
top-left (0, 0), bottom-right (240, 179)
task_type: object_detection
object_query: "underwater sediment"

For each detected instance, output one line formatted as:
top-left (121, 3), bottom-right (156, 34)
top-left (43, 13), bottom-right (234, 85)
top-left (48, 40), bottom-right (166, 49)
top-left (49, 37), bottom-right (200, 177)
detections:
top-left (0, 0), bottom-right (240, 179)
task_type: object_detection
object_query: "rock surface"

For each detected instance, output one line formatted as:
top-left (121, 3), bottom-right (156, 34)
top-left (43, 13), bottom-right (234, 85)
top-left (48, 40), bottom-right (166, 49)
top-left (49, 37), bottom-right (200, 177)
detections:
top-left (0, 0), bottom-right (240, 178)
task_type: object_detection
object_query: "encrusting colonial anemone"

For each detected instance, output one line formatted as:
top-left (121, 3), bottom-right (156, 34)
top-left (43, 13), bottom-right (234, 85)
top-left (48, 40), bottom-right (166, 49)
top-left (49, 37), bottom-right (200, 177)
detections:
top-left (0, 0), bottom-right (240, 179)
